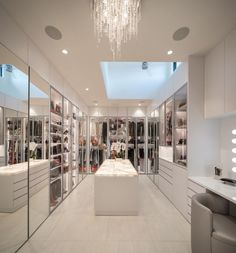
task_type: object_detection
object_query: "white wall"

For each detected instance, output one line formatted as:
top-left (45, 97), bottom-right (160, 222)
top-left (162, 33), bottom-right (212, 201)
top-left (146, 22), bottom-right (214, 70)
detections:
top-left (0, 91), bottom-right (27, 114)
top-left (147, 62), bottom-right (188, 114)
top-left (220, 115), bottom-right (236, 180)
top-left (0, 6), bottom-right (88, 114)
top-left (187, 56), bottom-right (221, 177)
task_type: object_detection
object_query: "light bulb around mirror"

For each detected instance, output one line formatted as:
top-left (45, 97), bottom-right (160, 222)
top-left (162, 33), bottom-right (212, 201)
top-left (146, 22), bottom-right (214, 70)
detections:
top-left (232, 138), bottom-right (236, 144)
top-left (232, 167), bottom-right (236, 173)
top-left (232, 129), bottom-right (236, 135)
top-left (232, 148), bottom-right (236, 154)
top-left (232, 158), bottom-right (236, 163)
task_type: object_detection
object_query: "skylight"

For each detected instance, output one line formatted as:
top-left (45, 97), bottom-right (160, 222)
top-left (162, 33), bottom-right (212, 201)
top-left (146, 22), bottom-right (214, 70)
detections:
top-left (101, 62), bottom-right (174, 100)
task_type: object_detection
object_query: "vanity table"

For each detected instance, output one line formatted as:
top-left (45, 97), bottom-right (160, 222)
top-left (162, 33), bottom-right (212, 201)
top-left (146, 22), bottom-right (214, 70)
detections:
top-left (189, 176), bottom-right (236, 204)
top-left (0, 160), bottom-right (49, 212)
top-left (94, 159), bottom-right (138, 215)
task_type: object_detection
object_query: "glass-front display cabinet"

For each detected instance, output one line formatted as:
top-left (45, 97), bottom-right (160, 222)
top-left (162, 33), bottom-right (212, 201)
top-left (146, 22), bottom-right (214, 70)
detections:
top-left (137, 118), bottom-right (145, 173)
top-left (174, 85), bottom-right (187, 167)
top-left (165, 97), bottom-right (173, 147)
top-left (90, 117), bottom-right (108, 173)
top-left (109, 117), bottom-right (127, 160)
top-left (79, 113), bottom-right (87, 177)
top-left (128, 118), bottom-right (136, 167)
top-left (147, 116), bottom-right (159, 183)
top-left (63, 98), bottom-right (72, 198)
top-left (71, 105), bottom-right (79, 188)
top-left (50, 88), bottom-right (63, 210)
top-left (159, 103), bottom-right (165, 146)
top-left (127, 117), bottom-right (145, 173)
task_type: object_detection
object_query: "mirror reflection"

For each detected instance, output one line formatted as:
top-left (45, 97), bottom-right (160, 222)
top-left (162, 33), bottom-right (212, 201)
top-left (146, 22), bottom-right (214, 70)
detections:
top-left (29, 69), bottom-right (50, 235)
top-left (0, 63), bottom-right (28, 252)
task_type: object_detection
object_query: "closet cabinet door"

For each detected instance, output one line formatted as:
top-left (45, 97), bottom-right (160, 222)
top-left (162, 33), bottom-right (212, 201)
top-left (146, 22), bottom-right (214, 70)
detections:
top-left (225, 28), bottom-right (236, 114)
top-left (172, 164), bottom-right (187, 218)
top-left (204, 41), bottom-right (225, 118)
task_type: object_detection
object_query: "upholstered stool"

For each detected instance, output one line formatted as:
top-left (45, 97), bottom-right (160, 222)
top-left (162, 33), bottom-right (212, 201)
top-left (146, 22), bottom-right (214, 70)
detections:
top-left (191, 192), bottom-right (236, 253)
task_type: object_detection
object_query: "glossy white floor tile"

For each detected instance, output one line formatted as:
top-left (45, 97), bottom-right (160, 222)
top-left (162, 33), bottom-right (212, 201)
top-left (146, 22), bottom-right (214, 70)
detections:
top-left (19, 175), bottom-right (191, 253)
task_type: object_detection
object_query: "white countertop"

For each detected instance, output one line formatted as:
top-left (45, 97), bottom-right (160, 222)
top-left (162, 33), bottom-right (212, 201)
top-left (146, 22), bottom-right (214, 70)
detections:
top-left (189, 176), bottom-right (236, 204)
top-left (0, 159), bottom-right (49, 175)
top-left (95, 159), bottom-right (138, 177)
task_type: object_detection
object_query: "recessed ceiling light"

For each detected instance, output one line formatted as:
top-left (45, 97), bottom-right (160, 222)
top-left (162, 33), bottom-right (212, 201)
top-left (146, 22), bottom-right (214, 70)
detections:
top-left (62, 49), bottom-right (68, 55)
top-left (167, 50), bottom-right (173, 55)
top-left (85, 88), bottom-right (89, 91)
top-left (138, 103), bottom-right (141, 106)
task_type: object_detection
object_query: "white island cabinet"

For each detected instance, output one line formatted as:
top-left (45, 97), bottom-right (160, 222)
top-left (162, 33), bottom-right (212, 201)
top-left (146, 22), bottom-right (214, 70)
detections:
top-left (94, 159), bottom-right (138, 215)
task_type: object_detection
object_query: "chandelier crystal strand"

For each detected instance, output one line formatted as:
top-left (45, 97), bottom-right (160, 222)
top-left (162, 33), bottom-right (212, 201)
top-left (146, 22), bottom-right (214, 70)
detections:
top-left (93, 0), bottom-right (141, 58)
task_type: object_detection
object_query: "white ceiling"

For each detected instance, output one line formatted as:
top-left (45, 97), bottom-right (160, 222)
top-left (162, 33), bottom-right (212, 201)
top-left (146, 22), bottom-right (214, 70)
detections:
top-left (1, 0), bottom-right (236, 107)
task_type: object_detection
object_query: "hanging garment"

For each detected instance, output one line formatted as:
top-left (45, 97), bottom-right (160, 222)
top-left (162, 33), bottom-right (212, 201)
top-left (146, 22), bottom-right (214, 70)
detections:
top-left (102, 122), bottom-right (107, 144)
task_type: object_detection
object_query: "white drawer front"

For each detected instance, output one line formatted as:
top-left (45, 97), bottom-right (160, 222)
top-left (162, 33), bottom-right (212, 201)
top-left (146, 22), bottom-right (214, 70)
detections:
top-left (188, 180), bottom-right (205, 193)
top-left (159, 175), bottom-right (173, 202)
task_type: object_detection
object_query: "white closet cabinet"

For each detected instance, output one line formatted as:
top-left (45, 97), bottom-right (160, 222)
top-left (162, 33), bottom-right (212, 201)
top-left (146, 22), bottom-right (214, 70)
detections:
top-left (225, 28), bottom-right (236, 114)
top-left (204, 41), bottom-right (225, 118)
top-left (172, 164), bottom-right (188, 218)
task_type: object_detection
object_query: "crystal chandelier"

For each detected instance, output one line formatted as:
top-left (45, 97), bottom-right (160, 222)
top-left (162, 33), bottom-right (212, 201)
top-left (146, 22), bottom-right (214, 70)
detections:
top-left (93, 0), bottom-right (141, 58)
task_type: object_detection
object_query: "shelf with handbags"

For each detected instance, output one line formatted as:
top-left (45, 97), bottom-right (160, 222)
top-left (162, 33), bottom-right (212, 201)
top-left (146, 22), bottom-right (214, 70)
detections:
top-left (174, 85), bottom-right (187, 167)
top-left (50, 88), bottom-right (63, 210)
top-left (79, 113), bottom-right (87, 176)
top-left (71, 105), bottom-right (79, 188)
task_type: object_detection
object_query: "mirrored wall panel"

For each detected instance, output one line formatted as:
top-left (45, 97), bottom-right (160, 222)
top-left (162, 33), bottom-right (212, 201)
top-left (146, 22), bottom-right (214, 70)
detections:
top-left (0, 45), bottom-right (28, 252)
top-left (29, 69), bottom-right (50, 235)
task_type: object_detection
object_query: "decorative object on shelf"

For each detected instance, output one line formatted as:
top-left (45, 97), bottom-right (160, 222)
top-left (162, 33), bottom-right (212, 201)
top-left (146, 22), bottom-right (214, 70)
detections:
top-left (111, 141), bottom-right (126, 159)
top-left (92, 0), bottom-right (141, 58)
top-left (214, 166), bottom-right (222, 179)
